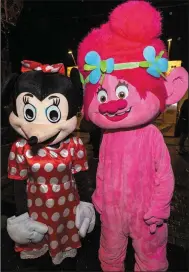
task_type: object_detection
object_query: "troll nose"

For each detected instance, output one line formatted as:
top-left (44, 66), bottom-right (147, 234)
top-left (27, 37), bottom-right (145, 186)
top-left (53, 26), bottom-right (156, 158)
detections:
top-left (99, 99), bottom-right (127, 114)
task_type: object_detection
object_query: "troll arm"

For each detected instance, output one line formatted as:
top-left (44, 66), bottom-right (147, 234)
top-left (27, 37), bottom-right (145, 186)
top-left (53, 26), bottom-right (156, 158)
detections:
top-left (144, 129), bottom-right (174, 222)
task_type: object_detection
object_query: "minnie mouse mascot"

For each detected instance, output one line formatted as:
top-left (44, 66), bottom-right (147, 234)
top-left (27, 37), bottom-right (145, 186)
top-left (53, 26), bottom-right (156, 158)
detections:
top-left (3, 61), bottom-right (95, 265)
top-left (78, 1), bottom-right (188, 271)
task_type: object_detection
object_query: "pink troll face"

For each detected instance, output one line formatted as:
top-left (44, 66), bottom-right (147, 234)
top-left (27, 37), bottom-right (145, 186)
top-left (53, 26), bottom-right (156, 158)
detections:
top-left (78, 1), bottom-right (188, 130)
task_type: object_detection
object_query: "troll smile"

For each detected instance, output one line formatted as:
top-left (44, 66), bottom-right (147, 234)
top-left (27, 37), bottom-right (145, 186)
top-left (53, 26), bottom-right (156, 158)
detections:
top-left (103, 107), bottom-right (132, 122)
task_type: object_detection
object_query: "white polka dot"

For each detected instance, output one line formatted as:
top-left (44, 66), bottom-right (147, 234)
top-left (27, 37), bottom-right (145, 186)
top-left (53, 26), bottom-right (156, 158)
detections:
top-left (57, 224), bottom-right (64, 233)
top-left (50, 240), bottom-right (58, 249)
top-left (44, 163), bottom-right (53, 172)
top-left (46, 198), bottom-right (55, 208)
top-left (68, 193), bottom-right (74, 202)
top-left (48, 226), bottom-right (53, 235)
top-left (42, 212), bottom-right (48, 220)
top-left (77, 150), bottom-right (84, 158)
top-left (57, 163), bottom-right (66, 172)
top-left (62, 175), bottom-right (69, 183)
top-left (35, 198), bottom-right (43, 206)
top-left (78, 138), bottom-right (83, 145)
top-left (73, 137), bottom-right (78, 145)
top-left (70, 148), bottom-right (74, 156)
top-left (64, 182), bottom-right (70, 190)
top-left (84, 161), bottom-right (88, 169)
top-left (40, 185), bottom-right (48, 193)
top-left (63, 208), bottom-right (70, 217)
top-left (10, 167), bottom-right (17, 175)
top-left (65, 247), bottom-right (72, 251)
top-left (9, 152), bottom-right (15, 160)
top-left (31, 212), bottom-right (38, 220)
top-left (50, 177), bottom-right (58, 185)
top-left (16, 154), bottom-right (25, 163)
top-left (67, 221), bottom-right (75, 229)
top-left (26, 150), bottom-right (33, 159)
top-left (30, 185), bottom-right (37, 193)
top-left (38, 149), bottom-right (47, 157)
top-left (61, 235), bottom-right (68, 244)
top-left (37, 176), bottom-right (46, 184)
top-left (20, 169), bottom-right (27, 177)
top-left (49, 151), bottom-right (58, 158)
top-left (74, 164), bottom-right (82, 172)
top-left (64, 138), bottom-right (70, 143)
top-left (52, 184), bottom-right (60, 193)
top-left (72, 234), bottom-right (79, 242)
top-left (52, 212), bottom-right (60, 221)
top-left (16, 139), bottom-right (26, 147)
top-left (31, 163), bottom-right (40, 172)
top-left (27, 199), bottom-right (32, 208)
top-left (58, 196), bottom-right (66, 206)
top-left (73, 206), bottom-right (77, 215)
top-left (60, 149), bottom-right (69, 158)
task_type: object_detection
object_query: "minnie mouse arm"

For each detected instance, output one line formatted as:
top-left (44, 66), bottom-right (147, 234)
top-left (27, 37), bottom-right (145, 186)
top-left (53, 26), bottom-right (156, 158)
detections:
top-left (71, 137), bottom-right (91, 202)
top-left (13, 180), bottom-right (28, 215)
top-left (74, 171), bottom-right (91, 203)
top-left (8, 141), bottom-right (29, 215)
top-left (144, 128), bottom-right (175, 221)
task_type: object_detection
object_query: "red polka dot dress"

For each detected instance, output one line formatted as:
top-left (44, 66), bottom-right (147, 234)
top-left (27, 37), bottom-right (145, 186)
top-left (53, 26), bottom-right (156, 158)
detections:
top-left (8, 136), bottom-right (88, 264)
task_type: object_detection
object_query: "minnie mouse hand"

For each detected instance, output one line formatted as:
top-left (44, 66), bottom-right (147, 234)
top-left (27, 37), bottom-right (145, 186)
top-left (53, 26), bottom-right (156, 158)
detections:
top-left (7, 213), bottom-right (48, 244)
top-left (75, 202), bottom-right (96, 238)
top-left (144, 213), bottom-right (164, 234)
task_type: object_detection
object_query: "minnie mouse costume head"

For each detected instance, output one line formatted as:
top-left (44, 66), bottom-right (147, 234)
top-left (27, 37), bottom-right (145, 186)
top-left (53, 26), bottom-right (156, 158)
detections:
top-left (3, 61), bottom-right (82, 146)
top-left (78, 1), bottom-right (188, 271)
top-left (3, 61), bottom-right (95, 265)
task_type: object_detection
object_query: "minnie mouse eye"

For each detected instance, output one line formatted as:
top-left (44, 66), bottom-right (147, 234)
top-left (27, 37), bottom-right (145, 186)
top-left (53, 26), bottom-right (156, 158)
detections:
top-left (46, 105), bottom-right (61, 123)
top-left (23, 104), bottom-right (36, 122)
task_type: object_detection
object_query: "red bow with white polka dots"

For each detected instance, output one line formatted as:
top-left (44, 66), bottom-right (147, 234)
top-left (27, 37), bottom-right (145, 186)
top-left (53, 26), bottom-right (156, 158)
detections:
top-left (21, 60), bottom-right (65, 75)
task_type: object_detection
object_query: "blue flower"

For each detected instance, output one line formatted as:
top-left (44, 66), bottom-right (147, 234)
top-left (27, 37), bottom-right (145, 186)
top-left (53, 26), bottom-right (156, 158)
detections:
top-left (143, 46), bottom-right (168, 78)
top-left (84, 51), bottom-right (114, 84)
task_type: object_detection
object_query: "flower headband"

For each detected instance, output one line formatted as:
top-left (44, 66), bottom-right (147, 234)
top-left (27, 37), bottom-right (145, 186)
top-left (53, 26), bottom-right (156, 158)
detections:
top-left (21, 60), bottom-right (65, 75)
top-left (80, 46), bottom-right (168, 86)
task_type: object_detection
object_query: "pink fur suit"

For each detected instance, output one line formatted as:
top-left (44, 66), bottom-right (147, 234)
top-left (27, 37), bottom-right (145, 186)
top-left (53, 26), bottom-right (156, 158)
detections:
top-left (77, 1), bottom-right (188, 271)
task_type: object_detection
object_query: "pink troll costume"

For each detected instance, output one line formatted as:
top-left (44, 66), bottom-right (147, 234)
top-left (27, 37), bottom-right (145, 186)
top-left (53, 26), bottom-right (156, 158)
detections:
top-left (78, 1), bottom-right (188, 271)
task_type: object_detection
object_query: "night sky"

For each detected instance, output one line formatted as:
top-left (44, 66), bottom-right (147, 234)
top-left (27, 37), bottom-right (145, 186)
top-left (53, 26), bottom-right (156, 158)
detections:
top-left (6, 0), bottom-right (189, 72)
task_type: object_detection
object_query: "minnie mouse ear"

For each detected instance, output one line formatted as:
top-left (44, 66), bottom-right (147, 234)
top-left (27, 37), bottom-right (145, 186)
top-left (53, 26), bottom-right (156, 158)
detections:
top-left (70, 67), bottom-right (83, 111)
top-left (70, 68), bottom-right (83, 90)
top-left (2, 73), bottom-right (19, 108)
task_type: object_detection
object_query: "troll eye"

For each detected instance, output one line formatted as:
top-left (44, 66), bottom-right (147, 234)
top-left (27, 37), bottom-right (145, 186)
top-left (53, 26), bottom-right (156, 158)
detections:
top-left (97, 89), bottom-right (108, 103)
top-left (46, 105), bottom-right (61, 123)
top-left (23, 104), bottom-right (36, 122)
top-left (115, 84), bottom-right (129, 99)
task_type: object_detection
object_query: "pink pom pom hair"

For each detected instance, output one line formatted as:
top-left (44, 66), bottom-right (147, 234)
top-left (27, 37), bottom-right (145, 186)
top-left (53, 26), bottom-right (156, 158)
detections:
top-left (78, 0), bottom-right (169, 119)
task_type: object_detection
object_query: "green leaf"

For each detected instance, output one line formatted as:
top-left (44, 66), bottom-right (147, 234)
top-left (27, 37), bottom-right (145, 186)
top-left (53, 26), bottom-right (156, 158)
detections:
top-left (160, 72), bottom-right (167, 79)
top-left (139, 61), bottom-right (149, 68)
top-left (100, 61), bottom-right (107, 73)
top-left (84, 64), bottom-right (97, 71)
top-left (79, 73), bottom-right (85, 84)
top-left (85, 76), bottom-right (90, 83)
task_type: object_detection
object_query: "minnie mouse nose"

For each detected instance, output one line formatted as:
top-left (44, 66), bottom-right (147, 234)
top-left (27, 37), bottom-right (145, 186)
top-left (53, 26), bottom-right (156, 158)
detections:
top-left (28, 136), bottom-right (38, 146)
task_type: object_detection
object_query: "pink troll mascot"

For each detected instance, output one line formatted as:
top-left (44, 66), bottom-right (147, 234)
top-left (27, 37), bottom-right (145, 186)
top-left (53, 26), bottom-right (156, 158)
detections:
top-left (78, 1), bottom-right (188, 271)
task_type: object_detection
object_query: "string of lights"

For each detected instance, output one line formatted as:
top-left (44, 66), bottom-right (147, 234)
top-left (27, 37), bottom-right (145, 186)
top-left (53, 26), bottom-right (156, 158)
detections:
top-left (48, 2), bottom-right (188, 20)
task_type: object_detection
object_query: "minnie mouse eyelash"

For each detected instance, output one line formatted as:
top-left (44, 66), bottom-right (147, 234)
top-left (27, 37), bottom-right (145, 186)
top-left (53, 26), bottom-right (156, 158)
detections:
top-left (53, 98), bottom-right (60, 106)
top-left (23, 96), bottom-right (29, 105)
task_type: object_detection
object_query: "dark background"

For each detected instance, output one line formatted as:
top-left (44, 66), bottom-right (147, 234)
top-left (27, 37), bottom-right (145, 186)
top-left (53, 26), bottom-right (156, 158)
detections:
top-left (3, 0), bottom-right (189, 72)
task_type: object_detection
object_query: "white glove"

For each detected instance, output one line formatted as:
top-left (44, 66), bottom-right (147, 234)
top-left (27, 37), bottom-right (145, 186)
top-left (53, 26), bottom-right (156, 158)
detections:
top-left (7, 213), bottom-right (48, 244)
top-left (75, 201), bottom-right (96, 238)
